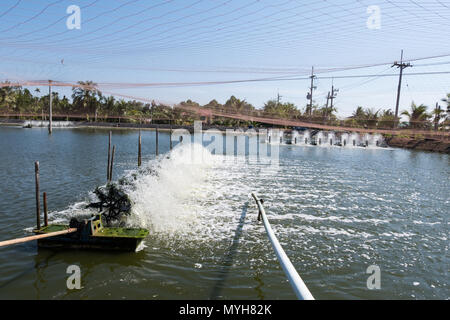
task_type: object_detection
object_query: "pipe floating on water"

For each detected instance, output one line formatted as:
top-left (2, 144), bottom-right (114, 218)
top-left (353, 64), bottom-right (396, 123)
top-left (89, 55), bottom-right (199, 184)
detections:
top-left (0, 228), bottom-right (77, 248)
top-left (251, 192), bottom-right (314, 300)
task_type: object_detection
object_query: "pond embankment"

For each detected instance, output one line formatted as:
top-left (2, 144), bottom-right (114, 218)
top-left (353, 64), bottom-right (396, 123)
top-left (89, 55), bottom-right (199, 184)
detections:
top-left (385, 136), bottom-right (450, 154)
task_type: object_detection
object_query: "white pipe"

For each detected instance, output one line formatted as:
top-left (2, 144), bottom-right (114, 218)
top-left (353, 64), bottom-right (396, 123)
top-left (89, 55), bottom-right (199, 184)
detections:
top-left (251, 193), bottom-right (315, 300)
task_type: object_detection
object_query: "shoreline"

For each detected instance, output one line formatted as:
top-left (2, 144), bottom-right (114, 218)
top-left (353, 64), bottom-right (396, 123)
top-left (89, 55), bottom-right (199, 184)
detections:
top-left (384, 136), bottom-right (450, 154)
top-left (2, 119), bottom-right (449, 153)
top-left (0, 119), bottom-right (267, 135)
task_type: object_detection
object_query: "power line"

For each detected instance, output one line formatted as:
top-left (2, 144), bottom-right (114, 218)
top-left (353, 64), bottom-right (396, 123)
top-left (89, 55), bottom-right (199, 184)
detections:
top-left (0, 0), bottom-right (145, 41)
top-left (2, 0), bottom-right (446, 68)
top-left (97, 1), bottom-right (447, 55)
top-left (5, 0), bottom-right (208, 45)
top-left (0, 0), bottom-right (64, 33)
top-left (2, 70), bottom-right (449, 90)
top-left (0, 0), bottom-right (101, 40)
top-left (0, 0), bottom-right (22, 19)
top-left (2, 1), bottom-right (447, 68)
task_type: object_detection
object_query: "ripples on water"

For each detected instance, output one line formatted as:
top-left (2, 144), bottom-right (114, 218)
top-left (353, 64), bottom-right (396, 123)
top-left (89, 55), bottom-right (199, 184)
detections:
top-left (0, 127), bottom-right (448, 299)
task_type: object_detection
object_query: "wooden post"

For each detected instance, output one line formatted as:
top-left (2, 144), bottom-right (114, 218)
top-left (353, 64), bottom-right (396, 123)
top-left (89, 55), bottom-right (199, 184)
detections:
top-left (155, 126), bottom-right (159, 156)
top-left (169, 124), bottom-right (173, 150)
top-left (107, 131), bottom-right (111, 181)
top-left (138, 130), bottom-right (142, 167)
top-left (109, 145), bottom-right (116, 181)
top-left (48, 80), bottom-right (52, 134)
top-left (35, 162), bottom-right (41, 230)
top-left (43, 192), bottom-right (48, 227)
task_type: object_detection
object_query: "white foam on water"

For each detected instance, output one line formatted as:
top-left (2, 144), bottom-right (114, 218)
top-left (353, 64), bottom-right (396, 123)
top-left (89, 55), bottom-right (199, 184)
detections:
top-left (37, 143), bottom-right (218, 241)
top-left (125, 143), bottom-right (215, 236)
top-left (23, 120), bottom-right (75, 128)
top-left (278, 212), bottom-right (389, 225)
top-left (135, 241), bottom-right (147, 252)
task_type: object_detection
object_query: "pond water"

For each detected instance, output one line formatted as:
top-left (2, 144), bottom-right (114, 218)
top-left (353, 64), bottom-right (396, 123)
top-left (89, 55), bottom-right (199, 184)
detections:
top-left (0, 126), bottom-right (448, 299)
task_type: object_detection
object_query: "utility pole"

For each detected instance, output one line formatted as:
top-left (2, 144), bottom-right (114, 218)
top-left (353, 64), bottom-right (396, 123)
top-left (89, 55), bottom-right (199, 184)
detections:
top-left (329, 81), bottom-right (339, 113)
top-left (307, 66), bottom-right (316, 116)
top-left (392, 50), bottom-right (412, 128)
top-left (325, 92), bottom-right (330, 109)
top-left (276, 91), bottom-right (282, 106)
top-left (48, 80), bottom-right (52, 134)
top-left (324, 91), bottom-right (330, 124)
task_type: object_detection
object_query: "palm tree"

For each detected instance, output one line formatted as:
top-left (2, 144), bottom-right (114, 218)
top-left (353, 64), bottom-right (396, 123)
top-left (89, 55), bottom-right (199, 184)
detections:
top-left (71, 81), bottom-right (101, 120)
top-left (264, 99), bottom-right (299, 119)
top-left (442, 93), bottom-right (450, 122)
top-left (349, 106), bottom-right (379, 127)
top-left (102, 95), bottom-right (115, 120)
top-left (32, 88), bottom-right (42, 118)
top-left (378, 109), bottom-right (395, 128)
top-left (401, 102), bottom-right (431, 129)
top-left (351, 106), bottom-right (365, 125)
top-left (432, 103), bottom-right (445, 131)
top-left (364, 108), bottom-right (380, 128)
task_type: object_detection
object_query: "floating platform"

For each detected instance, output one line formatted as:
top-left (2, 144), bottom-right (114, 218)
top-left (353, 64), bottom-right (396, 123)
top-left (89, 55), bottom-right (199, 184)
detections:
top-left (34, 215), bottom-right (148, 251)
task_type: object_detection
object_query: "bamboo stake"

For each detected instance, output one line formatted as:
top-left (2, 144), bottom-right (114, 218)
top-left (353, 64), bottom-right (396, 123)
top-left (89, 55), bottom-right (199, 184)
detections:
top-left (107, 131), bottom-right (111, 181)
top-left (155, 126), bottom-right (159, 156)
top-left (35, 162), bottom-right (40, 230)
top-left (138, 130), bottom-right (142, 167)
top-left (48, 80), bottom-right (52, 134)
top-left (169, 124), bottom-right (173, 150)
top-left (43, 192), bottom-right (48, 227)
top-left (109, 145), bottom-right (116, 181)
top-left (0, 228), bottom-right (77, 248)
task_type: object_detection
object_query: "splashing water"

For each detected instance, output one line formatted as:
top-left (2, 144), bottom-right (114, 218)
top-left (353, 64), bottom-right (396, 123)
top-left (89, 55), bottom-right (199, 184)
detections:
top-left (125, 143), bottom-right (214, 235)
top-left (43, 143), bottom-right (215, 239)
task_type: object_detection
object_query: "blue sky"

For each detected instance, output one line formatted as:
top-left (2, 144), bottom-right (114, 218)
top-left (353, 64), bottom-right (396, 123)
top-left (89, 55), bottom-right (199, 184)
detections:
top-left (0, 0), bottom-right (449, 117)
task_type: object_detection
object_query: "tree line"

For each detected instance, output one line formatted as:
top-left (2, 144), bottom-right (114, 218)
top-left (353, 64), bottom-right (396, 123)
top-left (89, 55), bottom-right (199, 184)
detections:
top-left (0, 81), bottom-right (449, 130)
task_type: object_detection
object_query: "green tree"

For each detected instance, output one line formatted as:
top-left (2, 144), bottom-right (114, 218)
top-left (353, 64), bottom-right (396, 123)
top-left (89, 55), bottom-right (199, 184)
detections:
top-left (71, 81), bottom-right (102, 120)
top-left (401, 102), bottom-right (431, 129)
top-left (364, 108), bottom-right (380, 129)
top-left (441, 93), bottom-right (450, 124)
top-left (349, 106), bottom-right (379, 127)
top-left (351, 106), bottom-right (365, 125)
top-left (263, 99), bottom-right (299, 119)
top-left (378, 109), bottom-right (395, 128)
top-left (432, 103), bottom-right (445, 131)
top-left (0, 82), bottom-right (18, 113)
top-left (15, 88), bottom-right (34, 114)
top-left (101, 95), bottom-right (116, 119)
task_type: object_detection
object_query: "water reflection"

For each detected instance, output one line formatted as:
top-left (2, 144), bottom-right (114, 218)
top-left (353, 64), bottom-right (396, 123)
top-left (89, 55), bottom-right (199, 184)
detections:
top-left (210, 202), bottom-right (248, 299)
